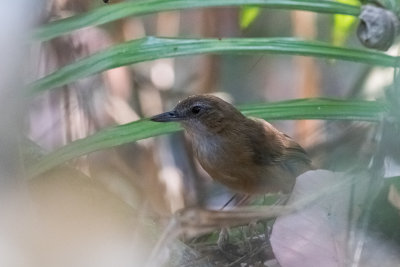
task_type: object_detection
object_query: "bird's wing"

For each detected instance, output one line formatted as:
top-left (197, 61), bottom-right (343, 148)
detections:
top-left (282, 134), bottom-right (311, 163)
top-left (253, 118), bottom-right (311, 175)
top-left (247, 118), bottom-right (286, 165)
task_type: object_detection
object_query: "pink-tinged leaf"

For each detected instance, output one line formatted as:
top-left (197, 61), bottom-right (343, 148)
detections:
top-left (270, 170), bottom-right (350, 267)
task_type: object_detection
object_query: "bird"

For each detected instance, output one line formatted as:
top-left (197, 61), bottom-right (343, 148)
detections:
top-left (151, 95), bottom-right (311, 196)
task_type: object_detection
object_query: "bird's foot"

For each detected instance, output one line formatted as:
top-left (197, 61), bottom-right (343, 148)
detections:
top-left (217, 227), bottom-right (229, 250)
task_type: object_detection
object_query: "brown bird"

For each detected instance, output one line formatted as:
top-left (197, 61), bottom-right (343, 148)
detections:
top-left (151, 95), bottom-right (311, 195)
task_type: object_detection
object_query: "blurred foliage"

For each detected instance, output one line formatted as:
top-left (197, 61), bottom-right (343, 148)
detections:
top-left (240, 6), bottom-right (261, 29)
top-left (369, 176), bottom-right (400, 243)
top-left (332, 0), bottom-right (361, 45)
top-left (375, 0), bottom-right (400, 15)
top-left (28, 0), bottom-right (400, 265)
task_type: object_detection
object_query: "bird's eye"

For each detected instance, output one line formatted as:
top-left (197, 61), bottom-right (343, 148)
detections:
top-left (191, 106), bottom-right (202, 114)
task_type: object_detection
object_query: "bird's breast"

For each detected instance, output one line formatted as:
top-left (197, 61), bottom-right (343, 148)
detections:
top-left (192, 134), bottom-right (224, 165)
top-left (190, 131), bottom-right (298, 194)
top-left (191, 134), bottom-right (259, 190)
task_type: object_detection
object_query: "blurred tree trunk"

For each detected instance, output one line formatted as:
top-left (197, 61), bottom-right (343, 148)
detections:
top-left (291, 11), bottom-right (322, 146)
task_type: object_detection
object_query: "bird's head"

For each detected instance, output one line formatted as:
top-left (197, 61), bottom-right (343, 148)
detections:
top-left (151, 95), bottom-right (245, 135)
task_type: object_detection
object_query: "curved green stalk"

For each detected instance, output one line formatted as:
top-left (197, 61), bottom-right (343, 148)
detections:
top-left (28, 98), bottom-right (387, 177)
top-left (34, 0), bottom-right (360, 42)
top-left (30, 37), bottom-right (398, 94)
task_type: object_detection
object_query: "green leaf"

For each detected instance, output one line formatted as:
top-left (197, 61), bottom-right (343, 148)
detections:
top-left (240, 98), bottom-right (387, 120)
top-left (33, 0), bottom-right (361, 42)
top-left (332, 0), bottom-right (361, 45)
top-left (387, 176), bottom-right (400, 188)
top-left (240, 6), bottom-right (261, 29)
top-left (28, 98), bottom-right (387, 177)
top-left (30, 37), bottom-right (398, 94)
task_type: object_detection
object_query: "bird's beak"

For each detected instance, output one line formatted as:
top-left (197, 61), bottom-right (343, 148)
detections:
top-left (150, 110), bottom-right (182, 122)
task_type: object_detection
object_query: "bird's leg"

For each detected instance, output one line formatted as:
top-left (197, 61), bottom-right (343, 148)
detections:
top-left (216, 194), bottom-right (237, 251)
top-left (221, 194), bottom-right (237, 209)
top-left (217, 193), bottom-right (252, 251)
top-left (217, 227), bottom-right (229, 250)
top-left (239, 225), bottom-right (253, 253)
